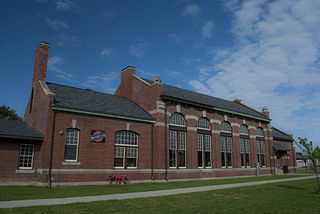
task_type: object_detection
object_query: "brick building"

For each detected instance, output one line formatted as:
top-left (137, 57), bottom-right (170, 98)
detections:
top-left (0, 42), bottom-right (296, 186)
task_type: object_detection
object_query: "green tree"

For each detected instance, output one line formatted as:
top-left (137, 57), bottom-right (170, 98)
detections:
top-left (0, 105), bottom-right (22, 120)
top-left (295, 137), bottom-right (320, 192)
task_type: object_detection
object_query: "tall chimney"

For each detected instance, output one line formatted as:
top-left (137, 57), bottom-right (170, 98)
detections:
top-left (262, 106), bottom-right (270, 119)
top-left (32, 41), bottom-right (50, 84)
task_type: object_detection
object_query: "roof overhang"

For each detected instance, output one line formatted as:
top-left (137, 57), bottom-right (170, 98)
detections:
top-left (0, 134), bottom-right (43, 141)
top-left (52, 106), bottom-right (155, 124)
top-left (161, 95), bottom-right (271, 123)
top-left (273, 144), bottom-right (290, 152)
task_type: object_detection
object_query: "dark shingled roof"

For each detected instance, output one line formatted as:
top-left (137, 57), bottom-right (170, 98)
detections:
top-left (272, 143), bottom-right (290, 151)
top-left (143, 79), bottom-right (267, 120)
top-left (47, 82), bottom-right (154, 122)
top-left (0, 120), bottom-right (43, 140)
top-left (272, 128), bottom-right (293, 142)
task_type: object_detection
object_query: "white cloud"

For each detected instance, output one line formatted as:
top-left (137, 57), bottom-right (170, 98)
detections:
top-left (100, 48), bottom-right (115, 58)
top-left (182, 4), bottom-right (200, 17)
top-left (46, 17), bottom-right (69, 31)
top-left (102, 11), bottom-right (115, 17)
top-left (202, 21), bottom-right (214, 38)
top-left (169, 34), bottom-right (182, 44)
top-left (81, 72), bottom-right (118, 94)
top-left (129, 40), bottom-right (152, 57)
top-left (189, 0), bottom-right (320, 145)
top-left (48, 56), bottom-right (74, 82)
top-left (55, 0), bottom-right (82, 12)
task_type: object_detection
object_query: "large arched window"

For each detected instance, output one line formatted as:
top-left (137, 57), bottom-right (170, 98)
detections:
top-left (220, 121), bottom-right (232, 168)
top-left (169, 113), bottom-right (185, 126)
top-left (64, 129), bottom-right (80, 162)
top-left (169, 113), bottom-right (186, 168)
top-left (256, 128), bottom-right (265, 167)
top-left (240, 125), bottom-right (250, 168)
top-left (197, 117), bottom-right (211, 168)
top-left (114, 131), bottom-right (139, 168)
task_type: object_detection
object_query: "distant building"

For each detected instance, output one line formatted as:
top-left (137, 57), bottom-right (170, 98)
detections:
top-left (0, 42), bottom-right (296, 186)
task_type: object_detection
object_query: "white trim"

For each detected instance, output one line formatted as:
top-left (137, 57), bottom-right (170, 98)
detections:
top-left (259, 122), bottom-right (262, 127)
top-left (210, 119), bottom-right (221, 124)
top-left (72, 119), bottom-right (76, 129)
top-left (232, 133), bottom-right (240, 137)
top-left (212, 130), bottom-right (220, 134)
top-left (187, 127), bottom-right (197, 131)
top-left (132, 74), bottom-right (151, 86)
top-left (126, 123), bottom-right (130, 131)
top-left (248, 126), bottom-right (256, 130)
top-left (39, 80), bottom-right (55, 96)
top-left (250, 135), bottom-right (256, 139)
top-left (263, 128), bottom-right (268, 132)
top-left (62, 162), bottom-right (81, 166)
top-left (185, 115), bottom-right (199, 120)
top-left (155, 122), bottom-right (165, 127)
top-left (149, 109), bottom-right (165, 115)
top-left (15, 169), bottom-right (35, 174)
top-left (224, 115), bottom-right (228, 121)
top-left (156, 100), bottom-right (165, 110)
top-left (269, 137), bottom-right (273, 140)
top-left (202, 110), bottom-right (206, 117)
top-left (242, 119), bottom-right (246, 125)
top-left (176, 104), bottom-right (181, 113)
top-left (231, 123), bottom-right (240, 127)
top-left (19, 144), bottom-right (34, 170)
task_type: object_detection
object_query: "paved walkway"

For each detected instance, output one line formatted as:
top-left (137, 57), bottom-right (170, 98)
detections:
top-left (0, 176), bottom-right (313, 209)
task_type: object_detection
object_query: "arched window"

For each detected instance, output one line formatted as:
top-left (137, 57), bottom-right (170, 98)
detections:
top-left (220, 121), bottom-right (231, 133)
top-left (220, 121), bottom-right (232, 168)
top-left (240, 125), bottom-right (248, 135)
top-left (240, 125), bottom-right (250, 168)
top-left (256, 128), bottom-right (265, 167)
top-left (169, 113), bottom-right (185, 126)
top-left (197, 117), bottom-right (210, 130)
top-left (169, 113), bottom-right (186, 168)
top-left (114, 131), bottom-right (139, 168)
top-left (64, 129), bottom-right (80, 162)
top-left (256, 128), bottom-right (263, 137)
top-left (197, 117), bottom-right (211, 168)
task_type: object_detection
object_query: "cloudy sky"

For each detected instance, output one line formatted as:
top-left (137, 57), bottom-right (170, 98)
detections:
top-left (0, 0), bottom-right (319, 146)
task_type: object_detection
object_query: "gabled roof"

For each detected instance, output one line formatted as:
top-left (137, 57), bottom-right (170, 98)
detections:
top-left (0, 120), bottom-right (43, 140)
top-left (272, 143), bottom-right (290, 151)
top-left (272, 128), bottom-right (293, 142)
top-left (142, 78), bottom-right (268, 121)
top-left (46, 82), bottom-right (154, 122)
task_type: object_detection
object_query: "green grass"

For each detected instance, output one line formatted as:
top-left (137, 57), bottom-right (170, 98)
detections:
top-left (297, 168), bottom-right (319, 174)
top-left (0, 174), bottom-right (305, 201)
top-left (1, 178), bottom-right (319, 214)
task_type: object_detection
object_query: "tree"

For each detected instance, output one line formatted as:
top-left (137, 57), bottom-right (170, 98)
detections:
top-left (295, 137), bottom-right (320, 193)
top-left (0, 105), bottom-right (22, 120)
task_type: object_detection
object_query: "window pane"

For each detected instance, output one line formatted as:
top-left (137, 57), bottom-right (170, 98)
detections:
top-left (197, 134), bottom-right (203, 151)
top-left (169, 149), bottom-right (176, 167)
top-left (178, 150), bottom-right (186, 167)
top-left (245, 153), bottom-right (250, 167)
top-left (178, 132), bottom-right (186, 150)
top-left (240, 125), bottom-right (248, 135)
top-left (197, 117), bottom-right (210, 129)
top-left (19, 144), bottom-right (34, 169)
top-left (227, 152), bottom-right (232, 167)
top-left (240, 139), bottom-right (244, 153)
top-left (220, 122), bottom-right (231, 132)
top-left (256, 128), bottom-right (263, 136)
top-left (221, 152), bottom-right (225, 167)
top-left (64, 129), bottom-right (79, 161)
top-left (205, 151), bottom-right (211, 167)
top-left (64, 145), bottom-right (77, 161)
top-left (115, 131), bottom-right (138, 146)
top-left (220, 137), bottom-right (225, 152)
top-left (204, 135), bottom-right (211, 151)
top-left (241, 153), bottom-right (244, 167)
top-left (169, 113), bottom-right (185, 126)
top-left (198, 151), bottom-right (203, 167)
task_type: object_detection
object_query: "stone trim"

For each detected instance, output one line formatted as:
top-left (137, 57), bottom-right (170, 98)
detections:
top-left (250, 135), bottom-right (256, 139)
top-left (212, 130), bottom-right (220, 134)
top-left (232, 133), bottom-right (240, 137)
top-left (62, 162), bottom-right (81, 166)
top-left (133, 74), bottom-right (151, 86)
top-left (39, 80), bottom-right (55, 97)
top-left (149, 109), bottom-right (165, 115)
top-left (210, 119), bottom-right (221, 124)
top-left (155, 122), bottom-right (165, 127)
top-left (248, 126), bottom-right (256, 130)
top-left (15, 170), bottom-right (36, 174)
top-left (187, 127), bottom-right (197, 131)
top-left (231, 123), bottom-right (240, 127)
top-left (185, 115), bottom-right (199, 121)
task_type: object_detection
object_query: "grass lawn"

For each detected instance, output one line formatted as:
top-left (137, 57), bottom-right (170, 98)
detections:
top-left (0, 174), bottom-right (305, 201)
top-left (0, 178), bottom-right (319, 214)
top-left (297, 168), bottom-right (320, 174)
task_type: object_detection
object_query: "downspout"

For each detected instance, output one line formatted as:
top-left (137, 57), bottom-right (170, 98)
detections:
top-left (268, 127), bottom-right (274, 175)
top-left (48, 109), bottom-right (56, 188)
top-left (291, 141), bottom-right (296, 173)
top-left (164, 103), bottom-right (168, 181)
top-left (151, 124), bottom-right (154, 181)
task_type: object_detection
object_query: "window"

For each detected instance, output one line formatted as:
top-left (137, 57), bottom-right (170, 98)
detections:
top-left (197, 134), bottom-right (211, 168)
top-left (221, 136), bottom-right (232, 168)
top-left (220, 121), bottom-right (231, 133)
top-left (19, 144), bottom-right (34, 169)
top-left (197, 117), bottom-right (210, 130)
top-left (64, 129), bottom-right (80, 162)
top-left (197, 117), bottom-right (211, 168)
top-left (169, 130), bottom-right (186, 168)
top-left (114, 131), bottom-right (138, 168)
top-left (256, 140), bottom-right (266, 167)
top-left (256, 128), bottom-right (263, 137)
top-left (169, 113), bottom-right (187, 168)
top-left (220, 121), bottom-right (232, 168)
top-left (240, 125), bottom-right (250, 167)
top-left (169, 113), bottom-right (185, 126)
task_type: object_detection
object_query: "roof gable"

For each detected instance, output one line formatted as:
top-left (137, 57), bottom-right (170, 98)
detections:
top-left (272, 128), bottom-right (293, 142)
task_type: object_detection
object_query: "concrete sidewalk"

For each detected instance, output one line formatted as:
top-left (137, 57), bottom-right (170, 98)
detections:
top-left (0, 176), bottom-right (313, 209)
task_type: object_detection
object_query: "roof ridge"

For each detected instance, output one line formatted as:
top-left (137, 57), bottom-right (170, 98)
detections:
top-left (272, 126), bottom-right (292, 139)
top-left (234, 101), bottom-right (266, 118)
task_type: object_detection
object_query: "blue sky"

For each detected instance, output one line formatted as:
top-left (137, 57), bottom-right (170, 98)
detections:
top-left (0, 0), bottom-right (319, 146)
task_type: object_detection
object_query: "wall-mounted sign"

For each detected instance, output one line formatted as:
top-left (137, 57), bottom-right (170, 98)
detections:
top-left (90, 130), bottom-right (106, 143)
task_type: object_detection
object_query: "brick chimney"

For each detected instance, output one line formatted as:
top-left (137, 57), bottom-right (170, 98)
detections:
top-left (233, 99), bottom-right (243, 104)
top-left (32, 41), bottom-right (50, 84)
top-left (115, 66), bottom-right (136, 99)
top-left (261, 106), bottom-right (270, 119)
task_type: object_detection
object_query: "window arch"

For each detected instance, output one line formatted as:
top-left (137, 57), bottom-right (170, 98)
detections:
top-left (256, 128), bottom-right (264, 137)
top-left (240, 125), bottom-right (248, 135)
top-left (169, 113), bottom-right (185, 126)
top-left (197, 117), bottom-right (210, 130)
top-left (220, 121), bottom-right (231, 133)
top-left (64, 129), bottom-right (80, 162)
top-left (114, 131), bottom-right (139, 168)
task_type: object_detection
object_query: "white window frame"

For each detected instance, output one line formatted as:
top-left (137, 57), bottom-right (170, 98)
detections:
top-left (19, 144), bottom-right (34, 169)
top-left (64, 129), bottom-right (80, 162)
